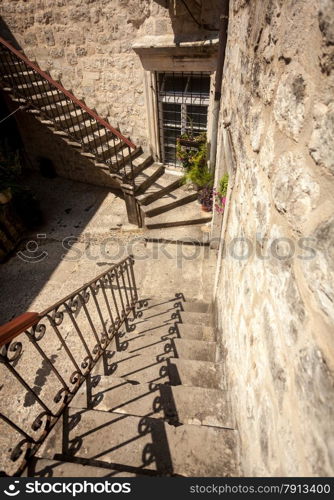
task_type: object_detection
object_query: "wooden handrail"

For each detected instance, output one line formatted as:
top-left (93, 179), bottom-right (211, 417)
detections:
top-left (0, 36), bottom-right (136, 149)
top-left (0, 312), bottom-right (39, 347)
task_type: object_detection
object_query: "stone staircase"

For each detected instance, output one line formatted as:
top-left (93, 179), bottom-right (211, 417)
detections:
top-left (0, 38), bottom-right (212, 234)
top-left (22, 296), bottom-right (238, 477)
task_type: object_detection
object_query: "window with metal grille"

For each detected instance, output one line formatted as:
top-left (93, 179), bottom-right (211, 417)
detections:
top-left (156, 72), bottom-right (210, 167)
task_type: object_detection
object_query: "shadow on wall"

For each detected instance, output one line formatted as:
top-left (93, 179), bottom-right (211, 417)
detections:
top-left (167, 0), bottom-right (223, 44)
top-left (0, 17), bottom-right (22, 49)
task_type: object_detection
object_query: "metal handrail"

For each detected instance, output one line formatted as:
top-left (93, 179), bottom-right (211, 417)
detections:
top-left (0, 36), bottom-right (136, 150)
top-left (0, 255), bottom-right (138, 476)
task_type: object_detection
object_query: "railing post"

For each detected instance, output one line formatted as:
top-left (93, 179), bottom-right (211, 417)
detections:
top-left (121, 183), bottom-right (142, 227)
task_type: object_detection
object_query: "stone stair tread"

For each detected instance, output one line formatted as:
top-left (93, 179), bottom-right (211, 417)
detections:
top-left (126, 308), bottom-right (210, 330)
top-left (176, 323), bottom-right (215, 341)
top-left (167, 358), bottom-right (221, 389)
top-left (142, 224), bottom-right (210, 244)
top-left (171, 385), bottom-right (234, 428)
top-left (71, 376), bottom-right (164, 417)
top-left (145, 200), bottom-right (212, 229)
top-left (113, 329), bottom-right (176, 360)
top-left (36, 409), bottom-right (237, 476)
top-left (172, 338), bottom-right (216, 362)
top-left (137, 296), bottom-right (210, 313)
top-left (136, 171), bottom-right (179, 201)
top-left (116, 319), bottom-right (213, 344)
top-left (134, 163), bottom-right (165, 193)
top-left (142, 185), bottom-right (198, 218)
top-left (178, 311), bottom-right (212, 325)
top-left (22, 458), bottom-right (137, 477)
top-left (92, 351), bottom-right (171, 384)
top-left (70, 376), bottom-right (232, 429)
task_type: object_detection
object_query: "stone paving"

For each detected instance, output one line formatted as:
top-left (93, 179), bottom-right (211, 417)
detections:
top-left (0, 172), bottom-right (217, 476)
top-left (0, 171), bottom-right (216, 324)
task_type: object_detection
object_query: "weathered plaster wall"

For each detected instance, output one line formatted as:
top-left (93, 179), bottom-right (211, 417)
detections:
top-left (0, 0), bottom-right (221, 149)
top-left (214, 0), bottom-right (334, 476)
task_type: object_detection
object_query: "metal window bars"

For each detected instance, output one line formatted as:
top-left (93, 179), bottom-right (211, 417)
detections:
top-left (0, 37), bottom-right (136, 188)
top-left (156, 72), bottom-right (210, 167)
top-left (0, 255), bottom-right (138, 476)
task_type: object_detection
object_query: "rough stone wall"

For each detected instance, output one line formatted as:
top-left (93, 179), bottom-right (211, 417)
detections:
top-left (4, 97), bottom-right (120, 189)
top-left (0, 0), bottom-right (221, 149)
top-left (214, 0), bottom-right (334, 476)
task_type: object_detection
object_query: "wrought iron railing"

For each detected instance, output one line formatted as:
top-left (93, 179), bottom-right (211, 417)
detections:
top-left (0, 256), bottom-right (138, 477)
top-left (0, 36), bottom-right (137, 187)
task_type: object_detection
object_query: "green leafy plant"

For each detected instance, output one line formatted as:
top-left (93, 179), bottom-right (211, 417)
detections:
top-left (176, 131), bottom-right (207, 172)
top-left (218, 173), bottom-right (229, 197)
top-left (213, 173), bottom-right (229, 214)
top-left (182, 142), bottom-right (213, 188)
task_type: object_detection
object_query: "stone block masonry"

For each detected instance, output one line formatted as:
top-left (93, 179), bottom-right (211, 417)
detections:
top-left (214, 0), bottom-right (334, 476)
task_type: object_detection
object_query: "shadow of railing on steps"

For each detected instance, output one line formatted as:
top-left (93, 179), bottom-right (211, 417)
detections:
top-left (0, 255), bottom-right (138, 477)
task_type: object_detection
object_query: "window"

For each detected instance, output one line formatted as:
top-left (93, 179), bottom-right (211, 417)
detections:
top-left (156, 72), bottom-right (210, 167)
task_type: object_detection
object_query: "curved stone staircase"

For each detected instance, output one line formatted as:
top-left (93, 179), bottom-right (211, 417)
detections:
top-left (0, 38), bottom-right (212, 236)
top-left (22, 296), bottom-right (237, 477)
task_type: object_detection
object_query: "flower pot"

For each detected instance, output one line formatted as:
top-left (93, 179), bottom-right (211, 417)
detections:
top-left (178, 138), bottom-right (202, 148)
top-left (201, 204), bottom-right (212, 212)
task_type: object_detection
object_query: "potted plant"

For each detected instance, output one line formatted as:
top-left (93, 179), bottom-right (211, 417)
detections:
top-left (213, 173), bottom-right (229, 214)
top-left (176, 131), bottom-right (206, 172)
top-left (198, 185), bottom-right (213, 212)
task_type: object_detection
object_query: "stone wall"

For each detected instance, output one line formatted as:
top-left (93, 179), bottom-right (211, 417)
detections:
top-left (2, 94), bottom-right (120, 189)
top-left (0, 0), bottom-right (222, 150)
top-left (214, 0), bottom-right (334, 476)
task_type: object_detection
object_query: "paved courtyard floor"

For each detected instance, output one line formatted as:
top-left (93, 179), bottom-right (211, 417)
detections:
top-left (0, 171), bottom-right (216, 323)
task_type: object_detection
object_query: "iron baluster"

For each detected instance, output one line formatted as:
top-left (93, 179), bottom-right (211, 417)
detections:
top-left (63, 300), bottom-right (94, 372)
top-left (106, 271), bottom-right (122, 328)
top-left (88, 282), bottom-right (109, 349)
top-left (98, 276), bottom-right (116, 339)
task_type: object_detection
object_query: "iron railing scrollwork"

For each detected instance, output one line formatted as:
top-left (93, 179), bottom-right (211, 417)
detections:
top-left (0, 255), bottom-right (138, 476)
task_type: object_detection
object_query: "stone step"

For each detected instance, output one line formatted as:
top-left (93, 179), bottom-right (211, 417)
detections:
top-left (40, 99), bottom-right (77, 118)
top-left (142, 186), bottom-right (198, 218)
top-left (16, 80), bottom-right (52, 94)
top-left (114, 329), bottom-right (176, 360)
top-left (136, 174), bottom-right (181, 206)
top-left (96, 136), bottom-right (127, 157)
top-left (118, 318), bottom-right (214, 344)
top-left (172, 338), bottom-right (216, 362)
top-left (130, 309), bottom-right (211, 331)
top-left (92, 351), bottom-right (171, 384)
top-left (176, 323), bottom-right (215, 341)
top-left (145, 200), bottom-right (212, 229)
top-left (30, 89), bottom-right (64, 106)
top-left (67, 118), bottom-right (100, 136)
top-left (134, 164), bottom-right (165, 194)
top-left (22, 457), bottom-right (137, 477)
top-left (142, 223), bottom-right (210, 245)
top-left (2, 70), bottom-right (42, 83)
top-left (137, 296), bottom-right (210, 314)
top-left (167, 358), bottom-right (221, 389)
top-left (171, 385), bottom-right (234, 428)
top-left (123, 155), bottom-right (154, 180)
top-left (36, 409), bottom-right (237, 476)
top-left (70, 376), bottom-right (233, 429)
top-left (53, 109), bottom-right (91, 128)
